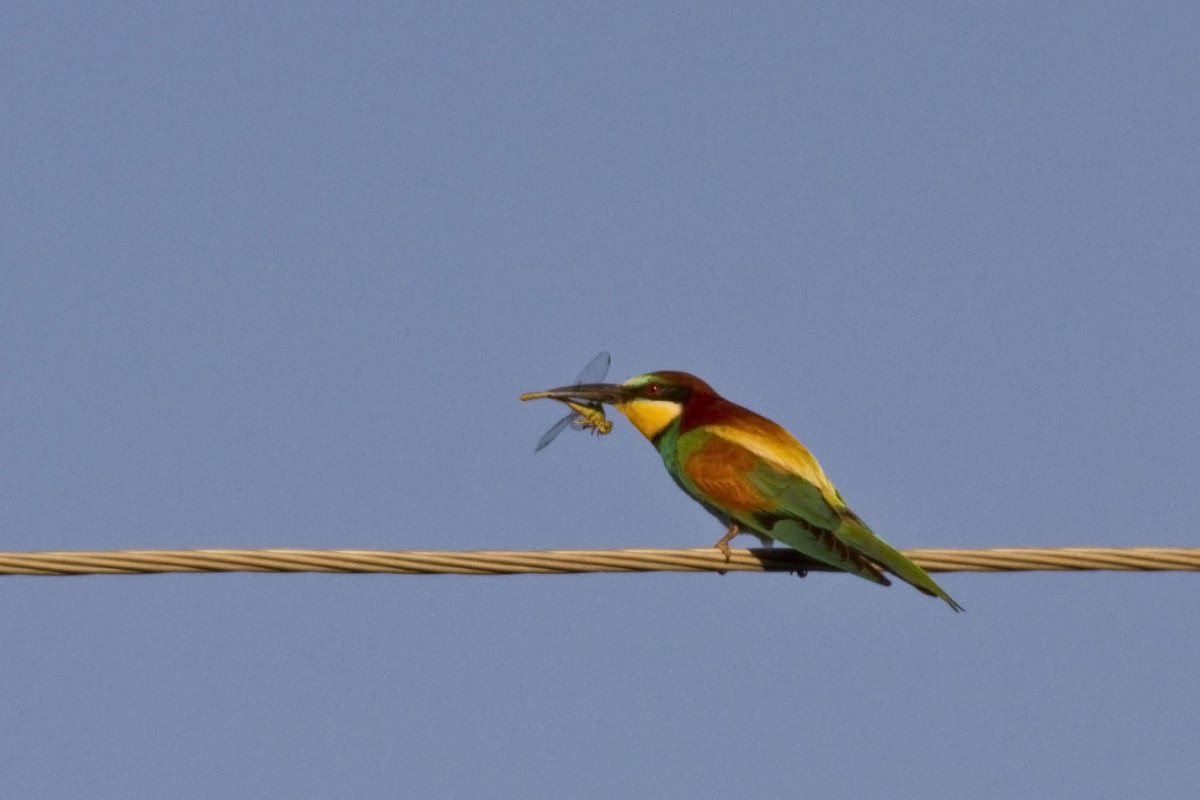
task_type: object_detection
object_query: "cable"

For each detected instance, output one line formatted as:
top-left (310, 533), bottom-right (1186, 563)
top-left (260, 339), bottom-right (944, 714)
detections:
top-left (0, 546), bottom-right (1196, 576)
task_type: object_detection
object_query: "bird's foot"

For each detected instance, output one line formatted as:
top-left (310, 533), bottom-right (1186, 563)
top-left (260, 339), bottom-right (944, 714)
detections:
top-left (713, 524), bottom-right (740, 564)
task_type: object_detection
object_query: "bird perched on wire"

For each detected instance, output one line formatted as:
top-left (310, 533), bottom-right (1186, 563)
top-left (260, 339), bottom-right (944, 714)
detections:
top-left (522, 370), bottom-right (962, 611)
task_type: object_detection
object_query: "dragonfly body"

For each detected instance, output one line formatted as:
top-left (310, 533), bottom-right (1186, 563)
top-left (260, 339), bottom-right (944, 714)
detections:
top-left (525, 353), bottom-right (613, 451)
top-left (565, 400), bottom-right (612, 435)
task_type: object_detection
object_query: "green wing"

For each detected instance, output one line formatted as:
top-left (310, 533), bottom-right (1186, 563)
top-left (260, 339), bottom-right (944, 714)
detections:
top-left (747, 459), bottom-right (963, 611)
top-left (744, 459), bottom-right (892, 586)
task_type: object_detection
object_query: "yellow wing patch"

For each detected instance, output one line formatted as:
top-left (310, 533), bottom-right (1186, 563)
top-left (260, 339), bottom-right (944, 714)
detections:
top-left (702, 418), bottom-right (841, 507)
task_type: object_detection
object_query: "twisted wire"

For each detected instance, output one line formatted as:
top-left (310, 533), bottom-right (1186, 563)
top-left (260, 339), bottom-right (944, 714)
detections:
top-left (0, 546), bottom-right (1196, 577)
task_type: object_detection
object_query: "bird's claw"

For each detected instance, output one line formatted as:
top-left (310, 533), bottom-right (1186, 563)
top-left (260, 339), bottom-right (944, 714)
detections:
top-left (716, 540), bottom-right (732, 563)
top-left (713, 523), bottom-right (739, 565)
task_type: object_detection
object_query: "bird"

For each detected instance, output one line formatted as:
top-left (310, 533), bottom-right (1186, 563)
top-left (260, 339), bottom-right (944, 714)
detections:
top-left (521, 371), bottom-right (962, 611)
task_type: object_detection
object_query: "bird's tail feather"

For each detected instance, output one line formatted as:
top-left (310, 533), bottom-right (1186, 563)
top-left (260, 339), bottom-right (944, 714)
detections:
top-left (837, 515), bottom-right (964, 612)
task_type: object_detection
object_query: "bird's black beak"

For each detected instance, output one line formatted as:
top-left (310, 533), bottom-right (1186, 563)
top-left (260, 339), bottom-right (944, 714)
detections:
top-left (519, 382), bottom-right (634, 405)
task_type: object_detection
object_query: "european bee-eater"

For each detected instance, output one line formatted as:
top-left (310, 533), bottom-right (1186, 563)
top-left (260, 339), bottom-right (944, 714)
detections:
top-left (522, 371), bottom-right (962, 611)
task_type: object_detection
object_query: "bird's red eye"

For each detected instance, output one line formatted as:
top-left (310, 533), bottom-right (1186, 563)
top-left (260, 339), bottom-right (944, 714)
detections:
top-left (644, 382), bottom-right (661, 395)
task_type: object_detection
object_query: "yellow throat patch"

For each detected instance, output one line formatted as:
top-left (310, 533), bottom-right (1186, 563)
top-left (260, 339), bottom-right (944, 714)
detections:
top-left (614, 399), bottom-right (682, 441)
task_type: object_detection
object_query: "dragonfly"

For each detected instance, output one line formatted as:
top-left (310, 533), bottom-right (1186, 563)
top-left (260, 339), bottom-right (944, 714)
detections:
top-left (528, 352), bottom-right (614, 451)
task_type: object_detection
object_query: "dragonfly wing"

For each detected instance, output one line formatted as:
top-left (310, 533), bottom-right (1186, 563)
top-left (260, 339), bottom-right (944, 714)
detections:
top-left (535, 410), bottom-right (580, 451)
top-left (533, 352), bottom-right (611, 451)
top-left (575, 352), bottom-right (610, 384)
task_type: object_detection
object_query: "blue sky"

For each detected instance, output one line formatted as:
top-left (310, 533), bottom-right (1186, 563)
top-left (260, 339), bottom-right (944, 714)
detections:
top-left (3, 3), bottom-right (1198, 797)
